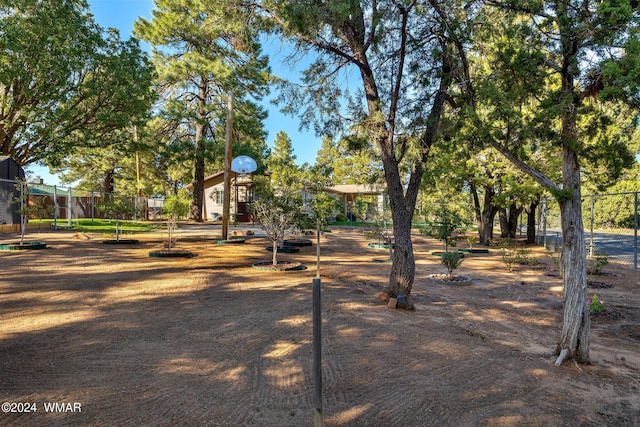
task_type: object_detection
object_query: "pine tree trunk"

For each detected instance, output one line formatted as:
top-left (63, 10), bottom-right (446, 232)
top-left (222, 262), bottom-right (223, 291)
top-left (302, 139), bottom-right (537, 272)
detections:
top-left (102, 169), bottom-right (115, 194)
top-left (555, 147), bottom-right (590, 365)
top-left (498, 208), bottom-right (509, 237)
top-left (507, 205), bottom-right (522, 238)
top-left (499, 205), bottom-right (522, 238)
top-left (388, 204), bottom-right (415, 297)
top-left (479, 204), bottom-right (498, 246)
top-left (475, 186), bottom-right (498, 246)
top-left (191, 123), bottom-right (205, 222)
top-left (526, 199), bottom-right (539, 244)
top-left (552, 0), bottom-right (590, 365)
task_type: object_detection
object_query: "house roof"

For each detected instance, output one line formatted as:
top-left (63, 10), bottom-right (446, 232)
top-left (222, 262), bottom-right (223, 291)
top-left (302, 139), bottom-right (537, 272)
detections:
top-left (183, 171), bottom-right (253, 190)
top-left (323, 184), bottom-right (385, 196)
top-left (183, 171), bottom-right (224, 190)
top-left (28, 184), bottom-right (84, 197)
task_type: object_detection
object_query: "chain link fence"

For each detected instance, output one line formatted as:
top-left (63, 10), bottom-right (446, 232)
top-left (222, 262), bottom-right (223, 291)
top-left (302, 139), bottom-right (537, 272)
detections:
top-left (538, 192), bottom-right (639, 269)
top-left (3, 176), bottom-right (638, 268)
top-left (0, 177), bottom-right (165, 231)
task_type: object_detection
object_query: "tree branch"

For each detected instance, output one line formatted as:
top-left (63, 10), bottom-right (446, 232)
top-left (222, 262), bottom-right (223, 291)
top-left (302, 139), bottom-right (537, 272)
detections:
top-left (490, 140), bottom-right (560, 193)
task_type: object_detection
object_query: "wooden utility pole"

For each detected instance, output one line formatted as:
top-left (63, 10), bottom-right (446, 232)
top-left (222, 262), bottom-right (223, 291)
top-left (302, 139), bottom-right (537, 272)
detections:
top-left (134, 126), bottom-right (141, 198)
top-left (222, 93), bottom-right (233, 240)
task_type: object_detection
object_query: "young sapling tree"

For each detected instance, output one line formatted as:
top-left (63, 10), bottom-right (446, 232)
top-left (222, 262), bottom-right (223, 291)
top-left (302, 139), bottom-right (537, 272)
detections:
top-left (162, 193), bottom-right (190, 252)
top-left (440, 251), bottom-right (465, 280)
top-left (98, 195), bottom-right (139, 241)
top-left (253, 193), bottom-right (302, 266)
top-left (421, 205), bottom-right (463, 252)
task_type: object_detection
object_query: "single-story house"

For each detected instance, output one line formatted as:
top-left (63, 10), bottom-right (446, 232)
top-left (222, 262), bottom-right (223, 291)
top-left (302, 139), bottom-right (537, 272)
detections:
top-left (187, 172), bottom-right (386, 223)
top-left (188, 171), bottom-right (254, 222)
top-left (322, 184), bottom-right (386, 220)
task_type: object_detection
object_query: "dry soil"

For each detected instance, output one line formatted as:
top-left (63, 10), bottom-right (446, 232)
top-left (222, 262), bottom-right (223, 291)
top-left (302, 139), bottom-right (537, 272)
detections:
top-left (1, 225), bottom-right (639, 426)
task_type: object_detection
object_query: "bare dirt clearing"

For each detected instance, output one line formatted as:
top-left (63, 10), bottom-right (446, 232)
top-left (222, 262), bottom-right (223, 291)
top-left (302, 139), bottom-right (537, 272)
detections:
top-left (1, 226), bottom-right (639, 426)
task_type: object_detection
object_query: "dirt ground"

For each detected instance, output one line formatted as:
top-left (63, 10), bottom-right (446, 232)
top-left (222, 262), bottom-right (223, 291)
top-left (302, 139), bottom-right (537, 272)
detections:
top-left (1, 224), bottom-right (639, 426)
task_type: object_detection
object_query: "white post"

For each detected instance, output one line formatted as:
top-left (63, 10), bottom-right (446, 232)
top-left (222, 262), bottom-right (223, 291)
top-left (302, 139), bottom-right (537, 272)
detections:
top-left (67, 187), bottom-right (72, 227)
top-left (53, 185), bottom-right (58, 229)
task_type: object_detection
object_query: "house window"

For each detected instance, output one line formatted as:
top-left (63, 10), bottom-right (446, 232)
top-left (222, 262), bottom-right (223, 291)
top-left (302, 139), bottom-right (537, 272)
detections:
top-left (215, 189), bottom-right (224, 205)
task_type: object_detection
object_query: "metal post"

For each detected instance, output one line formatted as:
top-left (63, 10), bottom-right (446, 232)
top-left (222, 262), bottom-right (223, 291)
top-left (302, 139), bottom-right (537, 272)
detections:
top-left (19, 181), bottom-right (25, 239)
top-left (67, 187), bottom-right (72, 227)
top-left (634, 192), bottom-right (638, 270)
top-left (135, 126), bottom-right (141, 198)
top-left (312, 277), bottom-right (323, 427)
top-left (316, 218), bottom-right (321, 278)
top-left (542, 199), bottom-right (547, 250)
top-left (53, 185), bottom-right (58, 229)
top-left (91, 191), bottom-right (95, 224)
top-left (589, 196), bottom-right (594, 257)
top-left (222, 92), bottom-right (233, 240)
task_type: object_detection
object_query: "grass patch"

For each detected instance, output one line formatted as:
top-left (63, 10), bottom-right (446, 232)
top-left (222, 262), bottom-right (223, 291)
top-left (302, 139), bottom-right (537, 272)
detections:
top-left (329, 220), bottom-right (369, 227)
top-left (31, 219), bottom-right (156, 234)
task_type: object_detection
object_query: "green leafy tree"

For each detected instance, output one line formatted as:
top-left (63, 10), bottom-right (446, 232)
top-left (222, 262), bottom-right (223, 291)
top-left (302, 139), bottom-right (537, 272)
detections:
top-left (420, 203), bottom-right (464, 252)
top-left (309, 192), bottom-right (340, 229)
top-left (262, 0), bottom-right (470, 298)
top-left (0, 0), bottom-right (154, 167)
top-left (585, 162), bottom-right (640, 229)
top-left (135, 0), bottom-right (270, 221)
top-left (312, 136), bottom-right (340, 187)
top-left (463, 2), bottom-right (639, 365)
top-left (52, 122), bottom-right (180, 197)
top-left (265, 131), bottom-right (303, 193)
top-left (314, 135), bottom-right (382, 186)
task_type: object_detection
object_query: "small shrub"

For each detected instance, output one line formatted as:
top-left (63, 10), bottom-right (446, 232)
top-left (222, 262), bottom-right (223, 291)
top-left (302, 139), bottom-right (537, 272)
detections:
top-left (335, 212), bottom-right (348, 222)
top-left (588, 294), bottom-right (605, 313)
top-left (587, 252), bottom-right (609, 275)
top-left (497, 238), bottom-right (517, 272)
top-left (514, 248), bottom-right (539, 265)
top-left (497, 238), bottom-right (538, 271)
top-left (440, 251), bottom-right (464, 279)
top-left (466, 235), bottom-right (478, 249)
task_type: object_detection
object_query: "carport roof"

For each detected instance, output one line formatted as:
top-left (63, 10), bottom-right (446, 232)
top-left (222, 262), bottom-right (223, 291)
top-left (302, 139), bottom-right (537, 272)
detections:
top-left (322, 184), bottom-right (385, 196)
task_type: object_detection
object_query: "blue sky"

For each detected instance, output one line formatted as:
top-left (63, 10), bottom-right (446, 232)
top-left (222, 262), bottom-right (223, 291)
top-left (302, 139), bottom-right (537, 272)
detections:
top-left (28, 0), bottom-right (321, 185)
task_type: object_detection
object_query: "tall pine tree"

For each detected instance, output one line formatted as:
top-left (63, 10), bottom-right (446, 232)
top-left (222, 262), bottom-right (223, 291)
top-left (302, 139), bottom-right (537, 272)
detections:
top-left (135, 0), bottom-right (269, 221)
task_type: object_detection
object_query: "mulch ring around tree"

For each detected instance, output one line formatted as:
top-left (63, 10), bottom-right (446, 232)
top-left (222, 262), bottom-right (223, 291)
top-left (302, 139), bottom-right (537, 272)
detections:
top-left (252, 261), bottom-right (304, 271)
top-left (431, 251), bottom-right (465, 258)
top-left (429, 273), bottom-right (472, 285)
top-left (458, 248), bottom-right (490, 254)
top-left (0, 241), bottom-right (47, 250)
top-left (283, 238), bottom-right (313, 247)
top-left (102, 239), bottom-right (140, 245)
top-left (148, 250), bottom-right (195, 258)
top-left (214, 238), bottom-right (246, 244)
top-left (266, 246), bottom-right (300, 253)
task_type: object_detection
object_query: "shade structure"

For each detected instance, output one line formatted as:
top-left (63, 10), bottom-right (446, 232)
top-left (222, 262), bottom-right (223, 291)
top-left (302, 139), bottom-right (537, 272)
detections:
top-left (231, 155), bottom-right (257, 175)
